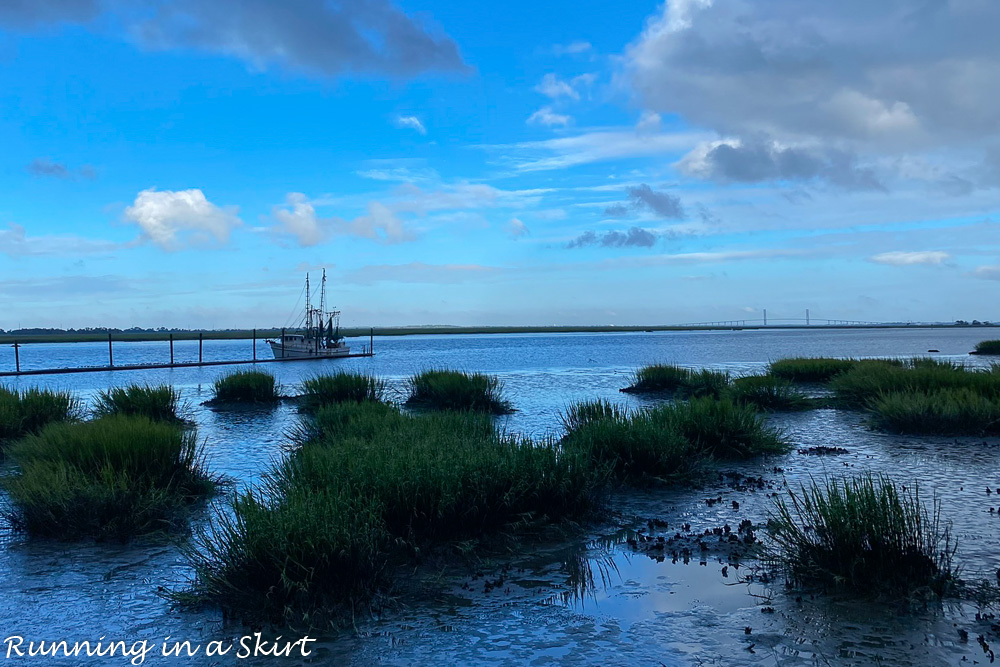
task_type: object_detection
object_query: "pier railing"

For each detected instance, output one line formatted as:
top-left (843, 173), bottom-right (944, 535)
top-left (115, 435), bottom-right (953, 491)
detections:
top-left (2, 329), bottom-right (375, 378)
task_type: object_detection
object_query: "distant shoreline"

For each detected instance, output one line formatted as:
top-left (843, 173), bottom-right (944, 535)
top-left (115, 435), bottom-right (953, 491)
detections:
top-left (1, 323), bottom-right (996, 345)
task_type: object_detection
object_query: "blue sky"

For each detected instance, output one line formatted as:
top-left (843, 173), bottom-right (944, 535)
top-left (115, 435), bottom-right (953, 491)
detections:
top-left (2, 0), bottom-right (999, 329)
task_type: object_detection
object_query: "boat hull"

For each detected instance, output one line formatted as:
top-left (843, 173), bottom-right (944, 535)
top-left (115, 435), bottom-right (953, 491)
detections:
top-left (268, 341), bottom-right (352, 359)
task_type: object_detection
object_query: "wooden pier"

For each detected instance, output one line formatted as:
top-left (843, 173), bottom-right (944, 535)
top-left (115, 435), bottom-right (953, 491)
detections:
top-left (2, 329), bottom-right (374, 378)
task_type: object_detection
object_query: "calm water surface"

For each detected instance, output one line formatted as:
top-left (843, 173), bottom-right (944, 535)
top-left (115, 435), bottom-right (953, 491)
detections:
top-left (1, 328), bottom-right (998, 666)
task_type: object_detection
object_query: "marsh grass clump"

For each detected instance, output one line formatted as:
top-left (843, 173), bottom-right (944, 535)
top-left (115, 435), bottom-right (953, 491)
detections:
top-left (561, 403), bottom-right (694, 483)
top-left (869, 389), bottom-right (1000, 436)
top-left (561, 396), bottom-right (787, 483)
top-left (175, 484), bottom-right (389, 622)
top-left (830, 360), bottom-right (1000, 408)
top-left (177, 402), bottom-right (599, 622)
top-left (405, 369), bottom-right (513, 414)
top-left (621, 364), bottom-right (692, 394)
top-left (767, 474), bottom-right (956, 596)
top-left (2, 416), bottom-right (217, 540)
top-left (654, 397), bottom-right (788, 459)
top-left (0, 386), bottom-right (79, 447)
top-left (622, 365), bottom-right (731, 398)
top-left (300, 373), bottom-right (386, 411)
top-left (93, 384), bottom-right (183, 422)
top-left (560, 399), bottom-right (629, 433)
top-left (683, 369), bottom-right (732, 399)
top-left (210, 370), bottom-right (279, 405)
top-left (768, 357), bottom-right (858, 383)
top-left (974, 340), bottom-right (1000, 355)
top-left (731, 374), bottom-right (812, 412)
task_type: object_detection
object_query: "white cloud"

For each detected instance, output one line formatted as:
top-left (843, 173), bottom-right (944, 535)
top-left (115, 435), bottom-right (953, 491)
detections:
top-left (123, 188), bottom-right (241, 250)
top-left (393, 115), bottom-right (427, 135)
top-left (535, 73), bottom-right (579, 100)
top-left (507, 218), bottom-right (529, 239)
top-left (272, 193), bottom-right (414, 247)
top-left (527, 106), bottom-right (571, 127)
top-left (869, 251), bottom-right (950, 266)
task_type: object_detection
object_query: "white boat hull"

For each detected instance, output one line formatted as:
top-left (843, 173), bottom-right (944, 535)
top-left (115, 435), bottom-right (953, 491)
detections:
top-left (268, 341), bottom-right (351, 359)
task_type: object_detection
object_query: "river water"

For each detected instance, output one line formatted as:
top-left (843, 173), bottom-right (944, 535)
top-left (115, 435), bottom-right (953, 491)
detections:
top-left (1, 327), bottom-right (999, 666)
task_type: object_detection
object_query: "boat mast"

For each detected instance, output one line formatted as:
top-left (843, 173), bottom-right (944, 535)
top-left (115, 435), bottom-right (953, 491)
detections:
top-left (305, 273), bottom-right (312, 331)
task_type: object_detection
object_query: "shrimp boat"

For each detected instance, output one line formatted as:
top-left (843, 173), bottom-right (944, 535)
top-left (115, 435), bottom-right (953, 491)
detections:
top-left (267, 270), bottom-right (351, 359)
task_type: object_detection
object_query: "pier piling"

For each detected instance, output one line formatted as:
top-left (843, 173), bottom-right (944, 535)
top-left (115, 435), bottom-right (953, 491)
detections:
top-left (199, 333), bottom-right (203, 363)
top-left (108, 333), bottom-right (114, 367)
top-left (169, 334), bottom-right (174, 364)
top-left (13, 342), bottom-right (19, 373)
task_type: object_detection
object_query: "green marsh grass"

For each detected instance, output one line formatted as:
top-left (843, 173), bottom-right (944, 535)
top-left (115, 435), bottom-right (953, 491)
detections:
top-left (177, 402), bottom-right (599, 622)
top-left (300, 372), bottom-right (386, 411)
top-left (2, 416), bottom-right (217, 540)
top-left (93, 384), bottom-right (182, 422)
top-left (405, 369), bottom-right (514, 414)
top-left (768, 357), bottom-right (858, 383)
top-left (622, 365), bottom-right (731, 398)
top-left (731, 374), bottom-right (812, 412)
top-left (210, 369), bottom-right (279, 405)
top-left (657, 397), bottom-right (788, 459)
top-left (0, 386), bottom-right (79, 447)
top-left (175, 483), bottom-right (389, 622)
top-left (768, 474), bottom-right (955, 595)
top-left (561, 397), bottom-right (788, 482)
top-left (561, 402), bottom-right (694, 483)
top-left (621, 364), bottom-right (692, 394)
top-left (974, 340), bottom-right (1000, 355)
top-left (830, 359), bottom-right (1000, 408)
top-left (869, 388), bottom-right (1000, 435)
top-left (683, 369), bottom-right (732, 399)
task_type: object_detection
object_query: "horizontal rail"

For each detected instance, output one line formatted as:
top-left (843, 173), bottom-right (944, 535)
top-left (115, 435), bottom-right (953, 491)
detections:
top-left (0, 352), bottom-right (374, 378)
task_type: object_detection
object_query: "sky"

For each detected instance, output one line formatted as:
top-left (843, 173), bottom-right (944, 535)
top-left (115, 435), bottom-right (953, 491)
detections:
top-left (1, 0), bottom-right (999, 329)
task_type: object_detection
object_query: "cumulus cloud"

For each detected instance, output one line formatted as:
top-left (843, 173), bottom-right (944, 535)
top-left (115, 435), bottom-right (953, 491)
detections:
top-left (626, 184), bottom-right (685, 218)
top-left (678, 138), bottom-right (883, 190)
top-left (393, 115), bottom-right (427, 135)
top-left (272, 192), bottom-right (414, 246)
top-left (603, 203), bottom-right (630, 218)
top-left (124, 188), bottom-right (241, 250)
top-left (506, 218), bottom-right (528, 239)
top-left (527, 106), bottom-right (571, 127)
top-left (2, 0), bottom-right (466, 78)
top-left (567, 227), bottom-right (658, 249)
top-left (625, 0), bottom-right (1000, 189)
top-left (602, 184), bottom-right (686, 219)
top-left (26, 158), bottom-right (97, 180)
top-left (869, 251), bottom-right (950, 266)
